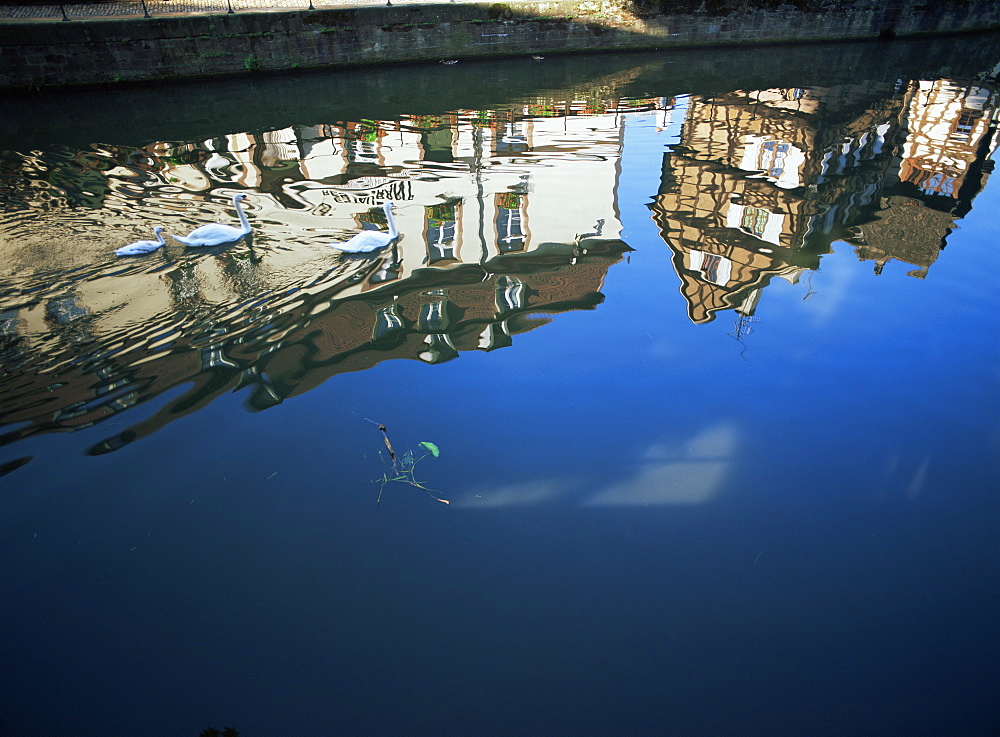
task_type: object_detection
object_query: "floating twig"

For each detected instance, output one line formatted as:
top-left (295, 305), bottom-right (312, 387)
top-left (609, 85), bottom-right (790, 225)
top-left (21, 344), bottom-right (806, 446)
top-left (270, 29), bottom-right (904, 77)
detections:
top-left (367, 417), bottom-right (396, 464)
top-left (367, 419), bottom-right (449, 505)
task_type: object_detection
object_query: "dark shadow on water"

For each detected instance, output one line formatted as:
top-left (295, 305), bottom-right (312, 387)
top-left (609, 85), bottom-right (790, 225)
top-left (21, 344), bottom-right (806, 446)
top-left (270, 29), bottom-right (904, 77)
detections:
top-left (0, 32), bottom-right (998, 151)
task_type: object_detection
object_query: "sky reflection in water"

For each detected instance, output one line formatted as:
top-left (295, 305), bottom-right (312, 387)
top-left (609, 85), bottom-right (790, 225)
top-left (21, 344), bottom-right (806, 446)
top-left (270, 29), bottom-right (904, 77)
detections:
top-left (0, 35), bottom-right (998, 737)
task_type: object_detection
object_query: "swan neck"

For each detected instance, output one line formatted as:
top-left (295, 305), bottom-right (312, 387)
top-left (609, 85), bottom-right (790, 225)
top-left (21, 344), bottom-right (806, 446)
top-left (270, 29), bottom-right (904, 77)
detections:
top-left (384, 204), bottom-right (398, 239)
top-left (234, 196), bottom-right (251, 235)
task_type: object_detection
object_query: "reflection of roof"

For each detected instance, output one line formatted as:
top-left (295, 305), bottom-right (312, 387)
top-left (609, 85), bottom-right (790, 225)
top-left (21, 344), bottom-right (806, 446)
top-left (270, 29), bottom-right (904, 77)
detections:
top-left (670, 245), bottom-right (803, 324)
top-left (649, 154), bottom-right (821, 324)
top-left (234, 239), bottom-right (631, 400)
top-left (0, 239), bottom-right (631, 455)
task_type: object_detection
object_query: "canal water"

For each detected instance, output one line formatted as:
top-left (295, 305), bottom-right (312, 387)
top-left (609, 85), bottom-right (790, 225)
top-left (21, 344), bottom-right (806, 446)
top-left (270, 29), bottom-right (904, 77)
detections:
top-left (1, 34), bottom-right (998, 737)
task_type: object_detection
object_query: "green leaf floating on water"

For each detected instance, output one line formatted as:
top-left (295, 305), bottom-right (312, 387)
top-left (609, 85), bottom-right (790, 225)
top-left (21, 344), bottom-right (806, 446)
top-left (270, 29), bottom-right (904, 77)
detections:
top-left (419, 441), bottom-right (440, 458)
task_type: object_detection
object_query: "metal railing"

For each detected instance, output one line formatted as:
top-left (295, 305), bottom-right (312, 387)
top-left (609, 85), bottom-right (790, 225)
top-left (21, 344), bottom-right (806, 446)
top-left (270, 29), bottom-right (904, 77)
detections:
top-left (0, 0), bottom-right (467, 21)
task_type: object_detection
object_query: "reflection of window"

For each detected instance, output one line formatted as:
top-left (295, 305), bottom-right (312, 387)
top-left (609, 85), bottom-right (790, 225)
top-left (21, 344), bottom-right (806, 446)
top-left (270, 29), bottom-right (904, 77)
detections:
top-left (95, 378), bottom-right (129, 397)
top-left (201, 346), bottom-right (237, 370)
top-left (108, 391), bottom-right (139, 413)
top-left (421, 128), bottom-right (455, 164)
top-left (418, 333), bottom-right (458, 364)
top-left (496, 275), bottom-right (525, 313)
top-left (903, 163), bottom-right (956, 197)
top-left (259, 128), bottom-right (300, 168)
top-left (373, 305), bottom-right (405, 340)
top-left (495, 192), bottom-right (527, 253)
top-left (701, 254), bottom-right (722, 283)
top-left (369, 259), bottom-right (401, 285)
top-left (740, 207), bottom-right (769, 238)
top-left (951, 110), bottom-right (981, 141)
top-left (425, 202), bottom-right (459, 263)
top-left (758, 140), bottom-right (789, 178)
top-left (478, 323), bottom-right (513, 351)
top-left (496, 123), bottom-right (528, 155)
top-left (419, 300), bottom-right (450, 332)
top-left (727, 203), bottom-right (785, 246)
top-left (347, 139), bottom-right (379, 165)
top-left (688, 250), bottom-right (732, 286)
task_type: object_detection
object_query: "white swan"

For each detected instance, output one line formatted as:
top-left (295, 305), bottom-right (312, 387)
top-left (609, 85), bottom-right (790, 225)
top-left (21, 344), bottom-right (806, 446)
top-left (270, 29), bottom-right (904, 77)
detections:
top-left (172, 193), bottom-right (252, 247)
top-left (330, 202), bottom-right (399, 253)
top-left (115, 226), bottom-right (166, 256)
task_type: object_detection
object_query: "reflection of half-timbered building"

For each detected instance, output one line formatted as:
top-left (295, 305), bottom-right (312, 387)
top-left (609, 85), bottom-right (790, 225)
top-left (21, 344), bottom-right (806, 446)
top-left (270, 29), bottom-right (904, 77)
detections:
top-left (845, 80), bottom-right (999, 277)
top-left (650, 157), bottom-right (813, 324)
top-left (650, 84), bottom-right (906, 323)
top-left (649, 78), bottom-right (998, 323)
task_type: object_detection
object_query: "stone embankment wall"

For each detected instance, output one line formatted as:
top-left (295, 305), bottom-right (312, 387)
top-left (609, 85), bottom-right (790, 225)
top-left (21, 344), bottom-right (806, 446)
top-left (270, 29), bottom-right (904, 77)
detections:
top-left (1, 0), bottom-right (998, 90)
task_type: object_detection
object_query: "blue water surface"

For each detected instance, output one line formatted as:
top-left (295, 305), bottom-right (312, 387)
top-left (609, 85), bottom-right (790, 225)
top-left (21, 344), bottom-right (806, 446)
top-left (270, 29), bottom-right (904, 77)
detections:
top-left (0, 36), bottom-right (998, 737)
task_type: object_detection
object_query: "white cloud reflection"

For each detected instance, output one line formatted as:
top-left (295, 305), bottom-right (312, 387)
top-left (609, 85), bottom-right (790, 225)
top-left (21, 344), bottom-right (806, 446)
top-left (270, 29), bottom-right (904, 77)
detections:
top-left (452, 479), bottom-right (574, 508)
top-left (801, 241), bottom-right (857, 326)
top-left (454, 422), bottom-right (738, 508)
top-left (906, 457), bottom-right (931, 500)
top-left (585, 422), bottom-right (737, 506)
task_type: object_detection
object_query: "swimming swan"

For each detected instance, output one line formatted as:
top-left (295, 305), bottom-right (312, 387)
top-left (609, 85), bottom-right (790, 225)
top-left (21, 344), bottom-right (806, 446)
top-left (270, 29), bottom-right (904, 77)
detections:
top-left (172, 193), bottom-right (252, 247)
top-left (330, 202), bottom-right (399, 253)
top-left (115, 226), bottom-right (166, 256)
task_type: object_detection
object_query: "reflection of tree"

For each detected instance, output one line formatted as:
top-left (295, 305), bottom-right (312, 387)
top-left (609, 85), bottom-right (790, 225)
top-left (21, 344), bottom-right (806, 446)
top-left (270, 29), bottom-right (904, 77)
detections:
top-left (217, 249), bottom-right (267, 300)
top-left (849, 195), bottom-right (955, 277)
top-left (164, 262), bottom-right (208, 317)
top-left (44, 289), bottom-right (96, 347)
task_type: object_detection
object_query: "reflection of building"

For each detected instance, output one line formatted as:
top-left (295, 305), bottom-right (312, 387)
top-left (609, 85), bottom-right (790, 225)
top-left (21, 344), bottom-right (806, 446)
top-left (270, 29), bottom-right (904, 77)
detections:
top-left (0, 97), bottom-right (661, 347)
top-left (2, 77), bottom-right (998, 454)
top-left (650, 85), bottom-right (901, 323)
top-left (97, 102), bottom-right (641, 301)
top-left (846, 80), bottom-right (998, 277)
top-left (0, 239), bottom-right (631, 454)
top-left (650, 79), bottom-right (998, 323)
top-left (0, 99), bottom-right (651, 453)
top-left (650, 157), bottom-right (814, 324)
